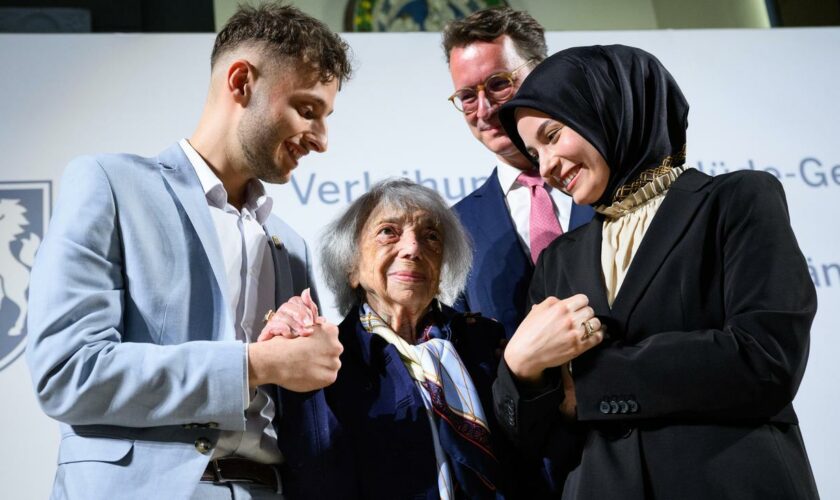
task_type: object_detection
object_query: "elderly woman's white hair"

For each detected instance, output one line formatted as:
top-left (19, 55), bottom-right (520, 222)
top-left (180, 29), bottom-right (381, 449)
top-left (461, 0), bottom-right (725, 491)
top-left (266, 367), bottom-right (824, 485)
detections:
top-left (320, 178), bottom-right (473, 316)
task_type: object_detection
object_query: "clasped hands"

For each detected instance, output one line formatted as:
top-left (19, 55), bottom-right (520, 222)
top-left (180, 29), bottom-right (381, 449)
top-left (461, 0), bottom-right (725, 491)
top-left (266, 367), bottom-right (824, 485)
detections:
top-left (247, 288), bottom-right (343, 393)
top-left (504, 294), bottom-right (605, 418)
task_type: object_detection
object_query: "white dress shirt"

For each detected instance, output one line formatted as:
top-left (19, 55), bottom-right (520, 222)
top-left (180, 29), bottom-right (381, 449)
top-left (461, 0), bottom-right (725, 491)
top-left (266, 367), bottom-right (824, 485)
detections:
top-left (496, 161), bottom-right (573, 255)
top-left (179, 139), bottom-right (282, 464)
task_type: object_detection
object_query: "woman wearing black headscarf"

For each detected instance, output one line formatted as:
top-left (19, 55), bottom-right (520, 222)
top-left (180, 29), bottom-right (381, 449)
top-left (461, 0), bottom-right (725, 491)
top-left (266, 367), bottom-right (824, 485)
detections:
top-left (492, 45), bottom-right (819, 499)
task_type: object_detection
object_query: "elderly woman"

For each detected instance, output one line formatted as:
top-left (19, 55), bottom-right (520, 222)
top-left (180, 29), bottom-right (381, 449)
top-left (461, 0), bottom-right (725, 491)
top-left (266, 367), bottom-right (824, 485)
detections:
top-left (492, 45), bottom-right (819, 499)
top-left (270, 179), bottom-right (507, 500)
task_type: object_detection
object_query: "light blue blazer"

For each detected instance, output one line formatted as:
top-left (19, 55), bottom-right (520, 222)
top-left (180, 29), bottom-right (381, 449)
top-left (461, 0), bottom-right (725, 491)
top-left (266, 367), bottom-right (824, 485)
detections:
top-left (26, 144), bottom-right (317, 499)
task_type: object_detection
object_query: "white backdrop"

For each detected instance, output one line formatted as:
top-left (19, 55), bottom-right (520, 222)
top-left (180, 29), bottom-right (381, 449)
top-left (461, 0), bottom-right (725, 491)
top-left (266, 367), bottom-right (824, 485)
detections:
top-left (1, 29), bottom-right (838, 498)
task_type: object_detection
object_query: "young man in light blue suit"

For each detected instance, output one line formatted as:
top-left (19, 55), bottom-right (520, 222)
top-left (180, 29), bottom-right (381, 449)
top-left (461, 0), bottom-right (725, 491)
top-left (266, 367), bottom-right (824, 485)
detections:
top-left (25, 5), bottom-right (352, 499)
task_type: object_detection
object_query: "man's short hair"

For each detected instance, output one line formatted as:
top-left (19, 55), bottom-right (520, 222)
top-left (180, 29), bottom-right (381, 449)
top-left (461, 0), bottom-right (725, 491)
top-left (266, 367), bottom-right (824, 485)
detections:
top-left (442, 7), bottom-right (547, 64)
top-left (212, 3), bottom-right (352, 85)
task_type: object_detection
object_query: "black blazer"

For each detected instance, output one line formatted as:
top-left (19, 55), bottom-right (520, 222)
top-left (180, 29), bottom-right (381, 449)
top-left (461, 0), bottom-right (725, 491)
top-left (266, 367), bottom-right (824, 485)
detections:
top-left (493, 169), bottom-right (819, 499)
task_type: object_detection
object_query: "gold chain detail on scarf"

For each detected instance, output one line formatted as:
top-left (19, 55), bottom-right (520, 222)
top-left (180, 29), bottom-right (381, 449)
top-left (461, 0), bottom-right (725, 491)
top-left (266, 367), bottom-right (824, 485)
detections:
top-left (611, 144), bottom-right (687, 204)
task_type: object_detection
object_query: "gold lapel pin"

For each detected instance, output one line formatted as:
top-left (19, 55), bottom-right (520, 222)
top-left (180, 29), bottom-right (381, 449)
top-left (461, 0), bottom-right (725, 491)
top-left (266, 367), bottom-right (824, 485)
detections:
top-left (271, 235), bottom-right (283, 249)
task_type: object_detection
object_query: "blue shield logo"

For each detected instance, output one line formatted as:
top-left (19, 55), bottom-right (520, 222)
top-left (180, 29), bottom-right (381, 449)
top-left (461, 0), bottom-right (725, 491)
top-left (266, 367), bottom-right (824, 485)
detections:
top-left (0, 181), bottom-right (51, 371)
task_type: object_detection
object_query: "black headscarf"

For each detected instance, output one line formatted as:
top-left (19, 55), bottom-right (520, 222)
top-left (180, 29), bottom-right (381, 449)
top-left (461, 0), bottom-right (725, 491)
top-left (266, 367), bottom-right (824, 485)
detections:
top-left (499, 45), bottom-right (689, 206)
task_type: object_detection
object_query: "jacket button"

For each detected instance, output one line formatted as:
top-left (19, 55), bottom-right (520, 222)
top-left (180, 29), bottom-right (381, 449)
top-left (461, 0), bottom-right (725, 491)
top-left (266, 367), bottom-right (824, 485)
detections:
top-left (609, 400), bottom-right (619, 414)
top-left (194, 438), bottom-right (212, 454)
top-left (599, 401), bottom-right (611, 414)
top-left (618, 400), bottom-right (629, 414)
top-left (628, 400), bottom-right (639, 413)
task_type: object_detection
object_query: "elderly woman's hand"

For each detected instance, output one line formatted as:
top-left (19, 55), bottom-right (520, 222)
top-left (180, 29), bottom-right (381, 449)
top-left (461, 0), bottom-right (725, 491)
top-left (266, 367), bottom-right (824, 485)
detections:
top-left (504, 294), bottom-right (604, 386)
top-left (258, 288), bottom-right (322, 341)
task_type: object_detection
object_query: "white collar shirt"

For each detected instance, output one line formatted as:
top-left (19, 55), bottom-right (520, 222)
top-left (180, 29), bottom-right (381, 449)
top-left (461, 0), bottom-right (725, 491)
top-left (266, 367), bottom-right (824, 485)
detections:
top-left (179, 139), bottom-right (282, 464)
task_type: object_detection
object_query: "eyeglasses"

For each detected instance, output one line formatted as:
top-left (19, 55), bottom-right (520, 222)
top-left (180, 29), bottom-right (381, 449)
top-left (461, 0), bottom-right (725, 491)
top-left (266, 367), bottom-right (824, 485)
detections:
top-left (448, 61), bottom-right (532, 114)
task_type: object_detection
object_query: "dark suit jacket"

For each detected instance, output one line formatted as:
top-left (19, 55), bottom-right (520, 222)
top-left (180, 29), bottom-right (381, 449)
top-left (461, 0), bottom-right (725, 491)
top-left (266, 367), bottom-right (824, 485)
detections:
top-left (453, 168), bottom-right (594, 339)
top-left (493, 169), bottom-right (819, 499)
top-left (279, 304), bottom-right (509, 499)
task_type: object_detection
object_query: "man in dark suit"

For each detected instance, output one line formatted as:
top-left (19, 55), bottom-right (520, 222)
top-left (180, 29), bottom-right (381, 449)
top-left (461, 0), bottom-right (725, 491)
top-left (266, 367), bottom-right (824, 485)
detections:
top-left (442, 8), bottom-right (594, 339)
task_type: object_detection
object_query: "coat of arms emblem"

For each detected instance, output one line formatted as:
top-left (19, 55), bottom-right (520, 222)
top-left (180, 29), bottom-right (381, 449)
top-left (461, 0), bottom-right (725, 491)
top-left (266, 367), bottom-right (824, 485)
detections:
top-left (0, 181), bottom-right (50, 370)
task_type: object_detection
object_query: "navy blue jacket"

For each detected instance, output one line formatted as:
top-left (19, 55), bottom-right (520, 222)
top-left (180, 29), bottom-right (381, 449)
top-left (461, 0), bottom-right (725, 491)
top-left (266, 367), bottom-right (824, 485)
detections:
top-left (279, 304), bottom-right (509, 499)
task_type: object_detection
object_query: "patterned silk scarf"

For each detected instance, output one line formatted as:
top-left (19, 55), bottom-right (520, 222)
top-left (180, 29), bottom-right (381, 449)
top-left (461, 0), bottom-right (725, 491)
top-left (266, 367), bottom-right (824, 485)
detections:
top-left (359, 304), bottom-right (498, 499)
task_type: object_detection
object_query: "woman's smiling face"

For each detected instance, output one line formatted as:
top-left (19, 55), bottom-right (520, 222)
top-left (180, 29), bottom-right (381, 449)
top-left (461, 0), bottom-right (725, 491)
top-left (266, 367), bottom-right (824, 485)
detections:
top-left (351, 204), bottom-right (443, 316)
top-left (515, 107), bottom-right (610, 205)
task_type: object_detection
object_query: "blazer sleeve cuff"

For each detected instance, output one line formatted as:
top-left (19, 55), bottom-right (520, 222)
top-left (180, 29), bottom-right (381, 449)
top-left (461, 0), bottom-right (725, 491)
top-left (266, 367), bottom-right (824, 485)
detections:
top-left (493, 359), bottom-right (564, 447)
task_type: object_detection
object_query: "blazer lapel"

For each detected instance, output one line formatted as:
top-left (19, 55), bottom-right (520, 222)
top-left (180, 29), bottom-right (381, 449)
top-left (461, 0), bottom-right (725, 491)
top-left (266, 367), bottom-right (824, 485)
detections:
top-left (264, 229), bottom-right (293, 420)
top-left (569, 201), bottom-right (596, 231)
top-left (471, 169), bottom-right (532, 269)
top-left (609, 169), bottom-right (711, 325)
top-left (561, 219), bottom-right (611, 317)
top-left (158, 144), bottom-right (233, 339)
top-left (262, 225), bottom-right (294, 306)
top-left (351, 315), bottom-right (424, 414)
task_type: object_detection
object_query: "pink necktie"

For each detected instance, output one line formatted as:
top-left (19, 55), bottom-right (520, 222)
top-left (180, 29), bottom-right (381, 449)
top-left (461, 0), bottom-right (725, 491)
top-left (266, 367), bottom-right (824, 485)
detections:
top-left (517, 170), bottom-right (563, 264)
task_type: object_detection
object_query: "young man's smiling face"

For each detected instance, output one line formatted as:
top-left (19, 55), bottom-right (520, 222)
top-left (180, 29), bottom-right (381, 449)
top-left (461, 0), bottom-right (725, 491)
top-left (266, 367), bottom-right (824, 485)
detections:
top-left (237, 63), bottom-right (337, 184)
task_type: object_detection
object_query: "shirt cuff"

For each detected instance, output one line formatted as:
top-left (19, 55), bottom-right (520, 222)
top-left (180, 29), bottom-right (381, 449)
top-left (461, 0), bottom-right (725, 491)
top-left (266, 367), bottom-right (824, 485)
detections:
top-left (242, 342), bottom-right (251, 410)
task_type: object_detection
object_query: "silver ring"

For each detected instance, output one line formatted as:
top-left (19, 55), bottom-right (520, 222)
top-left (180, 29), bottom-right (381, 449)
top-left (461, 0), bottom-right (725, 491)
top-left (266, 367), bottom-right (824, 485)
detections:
top-left (581, 320), bottom-right (595, 340)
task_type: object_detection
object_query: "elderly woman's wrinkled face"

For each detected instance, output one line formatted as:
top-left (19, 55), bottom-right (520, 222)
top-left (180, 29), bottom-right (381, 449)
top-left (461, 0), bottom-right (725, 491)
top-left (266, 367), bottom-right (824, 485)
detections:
top-left (352, 204), bottom-right (444, 315)
top-left (515, 107), bottom-right (610, 206)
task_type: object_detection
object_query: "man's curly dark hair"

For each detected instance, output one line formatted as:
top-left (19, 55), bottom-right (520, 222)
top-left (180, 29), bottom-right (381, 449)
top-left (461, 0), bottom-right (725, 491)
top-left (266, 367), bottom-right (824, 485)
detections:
top-left (212, 3), bottom-right (352, 85)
